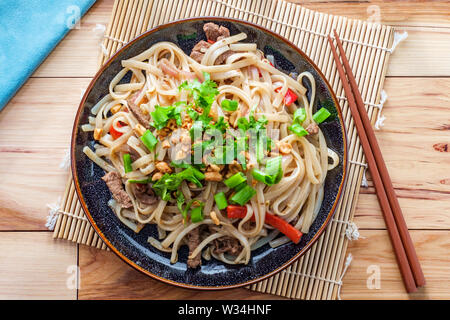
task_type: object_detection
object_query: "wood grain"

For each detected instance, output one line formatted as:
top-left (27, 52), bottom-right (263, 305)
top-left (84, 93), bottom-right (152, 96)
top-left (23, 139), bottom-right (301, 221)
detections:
top-left (0, 0), bottom-right (449, 299)
top-left (0, 78), bottom-right (90, 230)
top-left (342, 230), bottom-right (450, 299)
top-left (293, 0), bottom-right (450, 27)
top-left (78, 244), bottom-right (284, 300)
top-left (29, 0), bottom-right (450, 78)
top-left (77, 229), bottom-right (450, 300)
top-left (0, 232), bottom-right (77, 300)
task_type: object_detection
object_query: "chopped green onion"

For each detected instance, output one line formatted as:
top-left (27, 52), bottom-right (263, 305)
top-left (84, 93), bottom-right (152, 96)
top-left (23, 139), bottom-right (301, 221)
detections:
top-left (230, 185), bottom-right (256, 206)
top-left (123, 153), bottom-right (132, 173)
top-left (288, 123), bottom-right (309, 137)
top-left (221, 99), bottom-right (238, 112)
top-left (265, 156), bottom-right (283, 184)
top-left (234, 182), bottom-right (247, 192)
top-left (224, 172), bottom-right (247, 189)
top-left (251, 169), bottom-right (272, 185)
top-left (312, 108), bottom-right (331, 124)
top-left (141, 130), bottom-right (158, 151)
top-left (176, 32), bottom-right (197, 41)
top-left (214, 192), bottom-right (228, 210)
top-left (128, 178), bottom-right (152, 184)
top-left (190, 206), bottom-right (204, 223)
top-left (236, 136), bottom-right (247, 170)
top-left (251, 156), bottom-right (283, 186)
top-left (293, 108), bottom-right (307, 124)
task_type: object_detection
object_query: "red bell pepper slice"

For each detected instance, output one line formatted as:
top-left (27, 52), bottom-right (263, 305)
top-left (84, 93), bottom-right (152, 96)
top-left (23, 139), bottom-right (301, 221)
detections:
top-left (283, 88), bottom-right (298, 106)
top-left (226, 205), bottom-right (248, 219)
top-left (275, 87), bottom-right (298, 106)
top-left (226, 205), bottom-right (303, 244)
top-left (110, 121), bottom-right (126, 140)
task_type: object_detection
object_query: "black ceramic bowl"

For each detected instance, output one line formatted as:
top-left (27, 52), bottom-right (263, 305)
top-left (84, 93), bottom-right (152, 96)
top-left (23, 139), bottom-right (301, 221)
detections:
top-left (71, 17), bottom-right (347, 289)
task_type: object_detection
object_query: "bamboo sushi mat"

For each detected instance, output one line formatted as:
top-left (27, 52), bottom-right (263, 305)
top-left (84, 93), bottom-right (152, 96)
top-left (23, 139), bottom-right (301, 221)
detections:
top-left (52, 0), bottom-right (395, 300)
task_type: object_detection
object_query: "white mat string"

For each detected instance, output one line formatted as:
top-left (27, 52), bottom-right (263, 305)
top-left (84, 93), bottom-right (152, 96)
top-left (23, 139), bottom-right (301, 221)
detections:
top-left (45, 197), bottom-right (61, 230)
top-left (349, 160), bottom-right (369, 188)
top-left (282, 253), bottom-right (353, 300)
top-left (46, 203), bottom-right (89, 231)
top-left (332, 219), bottom-right (365, 241)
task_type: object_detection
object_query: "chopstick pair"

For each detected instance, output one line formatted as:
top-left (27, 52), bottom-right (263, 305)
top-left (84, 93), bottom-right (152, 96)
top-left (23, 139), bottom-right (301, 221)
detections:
top-left (327, 30), bottom-right (425, 293)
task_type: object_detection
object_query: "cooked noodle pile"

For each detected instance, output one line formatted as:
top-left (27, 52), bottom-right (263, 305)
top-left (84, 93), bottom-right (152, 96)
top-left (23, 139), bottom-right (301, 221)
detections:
top-left (82, 23), bottom-right (339, 268)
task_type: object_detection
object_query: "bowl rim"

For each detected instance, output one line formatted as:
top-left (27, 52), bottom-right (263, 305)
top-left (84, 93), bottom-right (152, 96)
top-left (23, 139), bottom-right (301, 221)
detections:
top-left (71, 16), bottom-right (348, 290)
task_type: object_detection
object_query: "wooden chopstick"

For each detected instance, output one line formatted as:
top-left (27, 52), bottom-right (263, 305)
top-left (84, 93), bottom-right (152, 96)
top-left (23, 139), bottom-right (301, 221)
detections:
top-left (332, 30), bottom-right (426, 289)
top-left (327, 33), bottom-right (422, 293)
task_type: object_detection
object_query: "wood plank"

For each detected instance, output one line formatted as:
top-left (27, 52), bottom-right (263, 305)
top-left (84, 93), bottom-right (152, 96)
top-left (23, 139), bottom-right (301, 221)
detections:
top-left (341, 230), bottom-right (450, 299)
top-left (0, 78), bottom-right (91, 230)
top-left (0, 232), bottom-right (77, 299)
top-left (354, 192), bottom-right (450, 230)
top-left (371, 77), bottom-right (450, 194)
top-left (28, 0), bottom-right (450, 78)
top-left (78, 230), bottom-right (449, 300)
top-left (78, 244), bottom-right (285, 300)
top-left (351, 77), bottom-right (450, 229)
top-left (294, 0), bottom-right (450, 27)
top-left (387, 28), bottom-right (450, 77)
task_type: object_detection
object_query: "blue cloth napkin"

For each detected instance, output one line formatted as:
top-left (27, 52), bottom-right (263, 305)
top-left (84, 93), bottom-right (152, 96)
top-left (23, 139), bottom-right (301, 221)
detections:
top-left (0, 0), bottom-right (97, 111)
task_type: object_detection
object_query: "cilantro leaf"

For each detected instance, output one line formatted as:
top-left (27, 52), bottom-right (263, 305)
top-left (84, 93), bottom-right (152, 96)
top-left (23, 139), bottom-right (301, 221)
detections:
top-left (179, 72), bottom-right (219, 125)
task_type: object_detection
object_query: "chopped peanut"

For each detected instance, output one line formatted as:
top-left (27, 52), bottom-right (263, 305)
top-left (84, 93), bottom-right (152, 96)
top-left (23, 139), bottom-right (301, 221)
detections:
top-left (94, 128), bottom-right (103, 140)
top-left (208, 164), bottom-right (221, 172)
top-left (205, 171), bottom-right (223, 181)
top-left (277, 141), bottom-right (292, 155)
top-left (134, 124), bottom-right (146, 136)
top-left (155, 161), bottom-right (172, 173)
top-left (151, 172), bottom-right (163, 181)
top-left (161, 139), bottom-right (171, 149)
top-left (210, 211), bottom-right (220, 225)
top-left (228, 160), bottom-right (242, 174)
top-left (167, 119), bottom-right (177, 131)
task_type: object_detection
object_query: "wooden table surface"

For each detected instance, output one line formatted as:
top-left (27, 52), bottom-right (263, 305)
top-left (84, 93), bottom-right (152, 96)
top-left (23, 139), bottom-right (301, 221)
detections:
top-left (0, 0), bottom-right (449, 300)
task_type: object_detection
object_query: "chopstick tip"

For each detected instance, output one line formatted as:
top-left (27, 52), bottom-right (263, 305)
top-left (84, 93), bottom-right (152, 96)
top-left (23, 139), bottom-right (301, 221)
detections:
top-left (333, 29), bottom-right (339, 38)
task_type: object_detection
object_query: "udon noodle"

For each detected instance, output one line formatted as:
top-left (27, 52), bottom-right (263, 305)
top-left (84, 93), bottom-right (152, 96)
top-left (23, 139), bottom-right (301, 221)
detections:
top-left (82, 23), bottom-right (339, 268)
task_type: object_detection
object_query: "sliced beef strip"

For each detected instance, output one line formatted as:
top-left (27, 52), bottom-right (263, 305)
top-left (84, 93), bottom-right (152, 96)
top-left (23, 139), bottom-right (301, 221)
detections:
top-left (127, 91), bottom-right (150, 129)
top-left (101, 171), bottom-right (133, 209)
top-left (133, 183), bottom-right (157, 205)
top-left (190, 40), bottom-right (211, 63)
top-left (213, 236), bottom-right (242, 256)
top-left (190, 23), bottom-right (233, 65)
top-left (214, 50), bottom-right (234, 65)
top-left (186, 228), bottom-right (202, 268)
top-left (203, 23), bottom-right (230, 42)
top-left (117, 144), bottom-right (140, 162)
